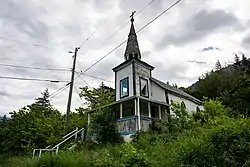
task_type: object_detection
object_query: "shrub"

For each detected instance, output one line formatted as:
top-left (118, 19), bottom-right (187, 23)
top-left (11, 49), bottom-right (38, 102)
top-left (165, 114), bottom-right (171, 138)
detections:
top-left (90, 108), bottom-right (123, 144)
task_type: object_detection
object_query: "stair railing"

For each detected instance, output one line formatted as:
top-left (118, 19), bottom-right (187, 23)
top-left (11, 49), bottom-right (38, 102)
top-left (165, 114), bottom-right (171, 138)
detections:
top-left (32, 127), bottom-right (84, 158)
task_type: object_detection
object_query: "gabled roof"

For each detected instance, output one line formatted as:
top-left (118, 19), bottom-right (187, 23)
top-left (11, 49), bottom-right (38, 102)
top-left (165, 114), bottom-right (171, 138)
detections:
top-left (150, 77), bottom-right (202, 104)
top-left (112, 59), bottom-right (154, 72)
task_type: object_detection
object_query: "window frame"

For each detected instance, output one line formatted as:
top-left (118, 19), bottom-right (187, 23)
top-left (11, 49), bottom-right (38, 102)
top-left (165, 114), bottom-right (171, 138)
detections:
top-left (120, 77), bottom-right (129, 98)
top-left (139, 77), bottom-right (149, 98)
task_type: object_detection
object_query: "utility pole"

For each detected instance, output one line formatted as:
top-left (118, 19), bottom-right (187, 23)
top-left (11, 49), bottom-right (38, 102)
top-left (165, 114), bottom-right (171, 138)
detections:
top-left (65, 47), bottom-right (80, 132)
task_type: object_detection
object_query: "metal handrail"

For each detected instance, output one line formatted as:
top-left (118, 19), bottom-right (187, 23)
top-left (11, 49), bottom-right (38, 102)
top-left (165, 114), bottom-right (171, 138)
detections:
top-left (32, 127), bottom-right (84, 158)
top-left (52, 128), bottom-right (84, 150)
top-left (62, 127), bottom-right (78, 139)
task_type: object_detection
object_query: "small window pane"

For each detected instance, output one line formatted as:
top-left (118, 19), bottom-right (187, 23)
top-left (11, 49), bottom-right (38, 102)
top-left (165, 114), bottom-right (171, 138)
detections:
top-left (120, 78), bottom-right (129, 97)
top-left (140, 78), bottom-right (148, 97)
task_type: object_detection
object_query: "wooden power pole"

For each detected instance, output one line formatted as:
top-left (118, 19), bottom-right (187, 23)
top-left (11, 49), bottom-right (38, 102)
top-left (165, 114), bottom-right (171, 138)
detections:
top-left (65, 47), bottom-right (80, 132)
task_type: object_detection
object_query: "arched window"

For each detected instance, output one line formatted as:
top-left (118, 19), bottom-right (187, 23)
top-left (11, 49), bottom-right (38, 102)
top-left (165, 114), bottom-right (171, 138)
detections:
top-left (196, 106), bottom-right (200, 112)
top-left (181, 101), bottom-right (186, 109)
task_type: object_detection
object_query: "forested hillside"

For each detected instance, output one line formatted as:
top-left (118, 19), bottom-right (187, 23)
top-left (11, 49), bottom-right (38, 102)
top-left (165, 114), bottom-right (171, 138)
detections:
top-left (183, 54), bottom-right (250, 117)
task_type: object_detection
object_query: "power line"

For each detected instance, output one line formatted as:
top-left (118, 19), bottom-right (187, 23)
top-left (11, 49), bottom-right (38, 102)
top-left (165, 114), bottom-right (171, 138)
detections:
top-left (74, 84), bottom-right (83, 100)
top-left (77, 74), bottom-right (92, 89)
top-left (0, 76), bottom-right (69, 83)
top-left (75, 71), bottom-right (114, 83)
top-left (81, 0), bottom-right (182, 74)
top-left (0, 63), bottom-right (71, 72)
top-left (79, 0), bottom-right (126, 48)
top-left (137, 0), bottom-right (181, 34)
top-left (0, 36), bottom-right (52, 49)
top-left (49, 83), bottom-right (70, 99)
top-left (83, 40), bottom-right (127, 73)
top-left (78, 0), bottom-right (156, 56)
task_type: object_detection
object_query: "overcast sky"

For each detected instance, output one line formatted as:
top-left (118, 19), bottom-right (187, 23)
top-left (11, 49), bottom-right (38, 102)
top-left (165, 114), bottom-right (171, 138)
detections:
top-left (0, 0), bottom-right (249, 116)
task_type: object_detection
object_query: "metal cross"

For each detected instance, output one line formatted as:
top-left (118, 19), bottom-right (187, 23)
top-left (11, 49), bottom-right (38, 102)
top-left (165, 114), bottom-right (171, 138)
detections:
top-left (130, 11), bottom-right (136, 21)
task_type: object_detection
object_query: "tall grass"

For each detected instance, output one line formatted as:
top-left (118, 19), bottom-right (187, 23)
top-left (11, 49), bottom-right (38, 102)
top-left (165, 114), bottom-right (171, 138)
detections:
top-left (3, 117), bottom-right (250, 167)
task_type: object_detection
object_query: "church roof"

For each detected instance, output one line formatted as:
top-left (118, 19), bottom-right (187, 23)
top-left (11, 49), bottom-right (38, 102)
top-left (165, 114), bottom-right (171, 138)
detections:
top-left (112, 58), bottom-right (154, 72)
top-left (150, 77), bottom-right (202, 104)
top-left (124, 13), bottom-right (141, 60)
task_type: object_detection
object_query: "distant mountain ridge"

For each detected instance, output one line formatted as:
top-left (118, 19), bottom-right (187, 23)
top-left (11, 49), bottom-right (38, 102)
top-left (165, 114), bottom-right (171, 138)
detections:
top-left (189, 57), bottom-right (250, 91)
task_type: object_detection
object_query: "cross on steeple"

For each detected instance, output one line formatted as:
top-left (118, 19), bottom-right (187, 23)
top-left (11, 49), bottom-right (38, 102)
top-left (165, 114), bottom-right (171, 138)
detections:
top-left (130, 11), bottom-right (136, 22)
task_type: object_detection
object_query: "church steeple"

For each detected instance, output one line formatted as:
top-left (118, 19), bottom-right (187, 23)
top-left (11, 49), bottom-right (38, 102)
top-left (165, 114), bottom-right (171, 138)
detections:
top-left (124, 11), bottom-right (141, 61)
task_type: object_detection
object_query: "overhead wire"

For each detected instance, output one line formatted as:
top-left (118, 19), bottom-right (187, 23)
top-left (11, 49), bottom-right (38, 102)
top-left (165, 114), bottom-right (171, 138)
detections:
top-left (75, 71), bottom-right (114, 83)
top-left (77, 73), bottom-right (92, 89)
top-left (136, 0), bottom-right (181, 34)
top-left (0, 63), bottom-right (71, 72)
top-left (78, 0), bottom-right (126, 48)
top-left (0, 36), bottom-right (52, 49)
top-left (0, 76), bottom-right (69, 83)
top-left (49, 83), bottom-right (70, 99)
top-left (74, 84), bottom-right (83, 100)
top-left (78, 0), bottom-right (156, 56)
top-left (81, 0), bottom-right (182, 74)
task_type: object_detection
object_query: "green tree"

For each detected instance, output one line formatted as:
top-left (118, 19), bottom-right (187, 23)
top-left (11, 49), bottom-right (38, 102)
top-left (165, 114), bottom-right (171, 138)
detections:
top-left (79, 82), bottom-right (115, 109)
top-left (215, 60), bottom-right (222, 71)
top-left (78, 83), bottom-right (121, 144)
top-left (0, 90), bottom-right (64, 155)
top-left (234, 53), bottom-right (240, 65)
top-left (35, 88), bottom-right (51, 108)
top-left (187, 55), bottom-right (250, 117)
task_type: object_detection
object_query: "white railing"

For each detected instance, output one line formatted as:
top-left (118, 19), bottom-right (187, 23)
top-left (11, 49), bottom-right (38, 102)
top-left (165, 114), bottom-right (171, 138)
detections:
top-left (32, 127), bottom-right (84, 158)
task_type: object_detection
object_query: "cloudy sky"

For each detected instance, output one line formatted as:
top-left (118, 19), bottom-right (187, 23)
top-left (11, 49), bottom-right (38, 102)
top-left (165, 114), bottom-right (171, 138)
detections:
top-left (0, 0), bottom-right (249, 115)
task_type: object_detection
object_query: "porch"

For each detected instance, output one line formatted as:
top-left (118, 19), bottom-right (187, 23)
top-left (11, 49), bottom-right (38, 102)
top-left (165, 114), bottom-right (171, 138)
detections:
top-left (86, 96), bottom-right (170, 136)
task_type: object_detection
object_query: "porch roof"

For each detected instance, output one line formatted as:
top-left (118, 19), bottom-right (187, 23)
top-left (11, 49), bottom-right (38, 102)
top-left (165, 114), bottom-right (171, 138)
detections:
top-left (85, 95), bottom-right (169, 114)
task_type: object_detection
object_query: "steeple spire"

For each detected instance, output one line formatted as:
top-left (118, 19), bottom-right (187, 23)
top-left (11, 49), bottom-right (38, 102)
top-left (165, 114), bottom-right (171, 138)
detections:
top-left (124, 11), bottom-right (141, 61)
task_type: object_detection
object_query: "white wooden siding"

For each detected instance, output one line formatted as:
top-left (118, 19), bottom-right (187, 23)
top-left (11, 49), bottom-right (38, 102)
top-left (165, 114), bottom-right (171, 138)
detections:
top-left (116, 64), bottom-right (133, 101)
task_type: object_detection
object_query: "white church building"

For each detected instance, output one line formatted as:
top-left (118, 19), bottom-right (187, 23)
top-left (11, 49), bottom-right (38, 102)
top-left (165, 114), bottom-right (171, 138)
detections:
top-left (87, 14), bottom-right (203, 137)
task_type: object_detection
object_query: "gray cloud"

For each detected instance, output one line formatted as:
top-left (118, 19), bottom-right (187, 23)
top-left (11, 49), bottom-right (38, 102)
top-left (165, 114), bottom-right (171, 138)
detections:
top-left (154, 62), bottom-right (188, 80)
top-left (0, 0), bottom-right (249, 115)
top-left (157, 9), bottom-right (242, 49)
top-left (242, 34), bottom-right (250, 48)
top-left (0, 90), bottom-right (9, 97)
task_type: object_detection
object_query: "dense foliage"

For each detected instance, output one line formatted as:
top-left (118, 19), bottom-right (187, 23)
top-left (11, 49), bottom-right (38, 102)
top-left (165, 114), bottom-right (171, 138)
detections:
top-left (78, 82), bottom-right (122, 144)
top-left (4, 100), bottom-right (250, 167)
top-left (0, 89), bottom-right (87, 157)
top-left (184, 54), bottom-right (250, 117)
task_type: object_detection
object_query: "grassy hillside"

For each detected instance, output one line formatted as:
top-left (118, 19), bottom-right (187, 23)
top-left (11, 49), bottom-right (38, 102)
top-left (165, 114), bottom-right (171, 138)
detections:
top-left (4, 116), bottom-right (250, 167)
top-left (3, 100), bottom-right (250, 167)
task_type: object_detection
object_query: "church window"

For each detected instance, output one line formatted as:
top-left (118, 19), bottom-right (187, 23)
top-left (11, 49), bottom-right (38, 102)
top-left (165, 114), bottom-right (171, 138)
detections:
top-left (120, 77), bottom-right (129, 98)
top-left (140, 77), bottom-right (149, 97)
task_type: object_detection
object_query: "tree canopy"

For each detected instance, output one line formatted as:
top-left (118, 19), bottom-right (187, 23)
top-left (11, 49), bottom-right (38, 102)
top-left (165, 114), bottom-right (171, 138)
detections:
top-left (187, 54), bottom-right (250, 117)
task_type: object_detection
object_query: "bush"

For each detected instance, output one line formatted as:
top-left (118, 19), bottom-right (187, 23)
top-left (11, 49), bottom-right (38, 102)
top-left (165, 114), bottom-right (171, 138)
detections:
top-left (90, 108), bottom-right (123, 144)
top-left (182, 117), bottom-right (250, 166)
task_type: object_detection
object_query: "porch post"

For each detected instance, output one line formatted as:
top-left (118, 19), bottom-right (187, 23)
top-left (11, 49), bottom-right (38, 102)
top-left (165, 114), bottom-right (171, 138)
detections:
top-left (87, 113), bottom-right (91, 137)
top-left (137, 97), bottom-right (141, 131)
top-left (87, 113), bottom-right (91, 125)
top-left (148, 102), bottom-right (151, 117)
top-left (134, 98), bottom-right (138, 130)
top-left (119, 103), bottom-right (123, 118)
top-left (158, 105), bottom-right (161, 119)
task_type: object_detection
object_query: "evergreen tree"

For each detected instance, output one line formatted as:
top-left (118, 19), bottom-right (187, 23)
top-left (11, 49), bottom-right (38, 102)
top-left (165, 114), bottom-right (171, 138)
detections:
top-left (35, 88), bottom-right (51, 108)
top-left (234, 54), bottom-right (240, 65)
top-left (215, 60), bottom-right (222, 71)
top-left (2, 115), bottom-right (7, 123)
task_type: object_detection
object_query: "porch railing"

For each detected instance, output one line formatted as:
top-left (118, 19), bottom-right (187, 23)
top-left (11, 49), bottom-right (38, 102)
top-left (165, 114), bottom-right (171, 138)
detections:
top-left (117, 116), bottom-right (152, 134)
